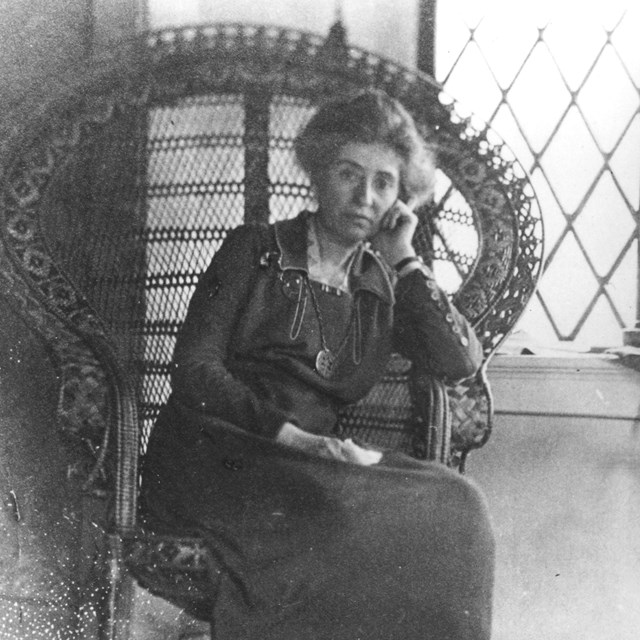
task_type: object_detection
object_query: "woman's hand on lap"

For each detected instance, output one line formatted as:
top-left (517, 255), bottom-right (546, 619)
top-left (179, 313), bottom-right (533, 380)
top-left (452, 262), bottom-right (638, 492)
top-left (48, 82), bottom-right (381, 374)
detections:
top-left (277, 422), bottom-right (382, 466)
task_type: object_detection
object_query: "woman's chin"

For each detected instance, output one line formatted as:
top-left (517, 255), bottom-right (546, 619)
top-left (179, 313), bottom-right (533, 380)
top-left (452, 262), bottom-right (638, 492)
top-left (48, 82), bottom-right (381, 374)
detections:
top-left (340, 229), bottom-right (370, 246)
top-left (342, 221), bottom-right (376, 244)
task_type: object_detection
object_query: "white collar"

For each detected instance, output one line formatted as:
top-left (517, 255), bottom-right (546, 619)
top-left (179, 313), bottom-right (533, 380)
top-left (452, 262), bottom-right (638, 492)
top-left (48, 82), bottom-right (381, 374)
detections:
top-left (306, 214), bottom-right (361, 293)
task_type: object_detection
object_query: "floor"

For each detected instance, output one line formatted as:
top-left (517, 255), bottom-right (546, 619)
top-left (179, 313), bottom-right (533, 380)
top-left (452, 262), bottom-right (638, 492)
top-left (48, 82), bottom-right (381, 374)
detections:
top-left (467, 414), bottom-right (640, 640)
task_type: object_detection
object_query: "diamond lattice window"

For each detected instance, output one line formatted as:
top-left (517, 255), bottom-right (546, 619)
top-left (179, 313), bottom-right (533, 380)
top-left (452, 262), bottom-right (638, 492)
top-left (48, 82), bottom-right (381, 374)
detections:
top-left (436, 1), bottom-right (640, 349)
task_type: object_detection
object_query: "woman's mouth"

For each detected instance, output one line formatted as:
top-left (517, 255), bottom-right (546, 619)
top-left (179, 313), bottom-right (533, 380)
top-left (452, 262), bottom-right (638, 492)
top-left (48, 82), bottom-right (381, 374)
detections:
top-left (348, 212), bottom-right (373, 224)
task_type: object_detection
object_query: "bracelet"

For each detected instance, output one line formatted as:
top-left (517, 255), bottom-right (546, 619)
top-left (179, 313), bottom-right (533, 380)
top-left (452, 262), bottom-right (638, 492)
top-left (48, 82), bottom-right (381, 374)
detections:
top-left (393, 255), bottom-right (422, 273)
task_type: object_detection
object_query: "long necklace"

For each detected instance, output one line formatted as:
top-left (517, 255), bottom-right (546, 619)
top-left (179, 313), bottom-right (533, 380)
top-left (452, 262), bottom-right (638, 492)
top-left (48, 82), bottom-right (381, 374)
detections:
top-left (305, 276), bottom-right (356, 379)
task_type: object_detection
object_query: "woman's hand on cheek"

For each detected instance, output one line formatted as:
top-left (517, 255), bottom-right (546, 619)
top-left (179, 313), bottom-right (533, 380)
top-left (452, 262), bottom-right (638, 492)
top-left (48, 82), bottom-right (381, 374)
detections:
top-left (370, 199), bottom-right (419, 267)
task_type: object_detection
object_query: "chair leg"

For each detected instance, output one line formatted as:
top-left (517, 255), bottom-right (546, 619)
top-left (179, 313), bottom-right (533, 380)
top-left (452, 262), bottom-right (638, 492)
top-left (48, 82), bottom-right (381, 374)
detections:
top-left (101, 534), bottom-right (134, 640)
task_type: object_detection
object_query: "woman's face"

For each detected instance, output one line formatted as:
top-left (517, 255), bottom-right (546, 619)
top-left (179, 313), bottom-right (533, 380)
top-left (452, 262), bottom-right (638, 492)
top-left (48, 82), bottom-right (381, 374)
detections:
top-left (314, 142), bottom-right (402, 247)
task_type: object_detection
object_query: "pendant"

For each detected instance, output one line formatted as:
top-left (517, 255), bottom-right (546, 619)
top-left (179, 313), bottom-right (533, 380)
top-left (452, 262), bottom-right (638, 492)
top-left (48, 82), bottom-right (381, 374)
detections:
top-left (315, 349), bottom-right (336, 379)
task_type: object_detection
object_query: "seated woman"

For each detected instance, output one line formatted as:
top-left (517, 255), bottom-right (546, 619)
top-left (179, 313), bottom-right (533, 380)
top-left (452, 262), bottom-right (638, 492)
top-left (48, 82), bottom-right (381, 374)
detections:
top-left (141, 89), bottom-right (494, 640)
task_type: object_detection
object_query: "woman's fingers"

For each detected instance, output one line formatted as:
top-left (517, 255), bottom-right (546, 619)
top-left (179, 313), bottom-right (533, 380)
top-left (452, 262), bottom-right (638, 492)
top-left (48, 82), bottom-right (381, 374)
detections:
top-left (396, 202), bottom-right (419, 229)
top-left (351, 447), bottom-right (383, 466)
top-left (405, 196), bottom-right (419, 211)
top-left (332, 438), bottom-right (382, 466)
top-left (371, 200), bottom-right (419, 266)
top-left (383, 200), bottom-right (418, 231)
top-left (382, 202), bottom-right (402, 229)
top-left (380, 207), bottom-right (396, 230)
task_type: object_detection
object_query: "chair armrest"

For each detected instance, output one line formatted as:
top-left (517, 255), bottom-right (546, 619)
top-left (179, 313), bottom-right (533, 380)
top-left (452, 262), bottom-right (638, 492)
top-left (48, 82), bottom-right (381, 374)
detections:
top-left (447, 367), bottom-right (494, 472)
top-left (409, 369), bottom-right (452, 464)
top-left (87, 336), bottom-right (141, 536)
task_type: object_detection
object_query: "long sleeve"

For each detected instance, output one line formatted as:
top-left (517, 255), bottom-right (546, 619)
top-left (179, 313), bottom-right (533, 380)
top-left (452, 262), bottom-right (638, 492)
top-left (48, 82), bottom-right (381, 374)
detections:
top-left (392, 265), bottom-right (483, 382)
top-left (170, 226), bottom-right (296, 438)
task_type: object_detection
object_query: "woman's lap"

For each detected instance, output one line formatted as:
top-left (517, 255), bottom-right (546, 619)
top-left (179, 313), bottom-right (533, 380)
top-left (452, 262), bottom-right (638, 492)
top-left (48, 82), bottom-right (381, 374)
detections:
top-left (141, 413), bottom-right (494, 640)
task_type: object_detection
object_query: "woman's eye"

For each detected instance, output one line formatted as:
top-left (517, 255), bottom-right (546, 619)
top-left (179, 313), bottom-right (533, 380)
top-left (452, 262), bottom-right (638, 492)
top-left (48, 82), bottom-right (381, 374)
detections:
top-left (338, 167), bottom-right (358, 181)
top-left (375, 176), bottom-right (394, 191)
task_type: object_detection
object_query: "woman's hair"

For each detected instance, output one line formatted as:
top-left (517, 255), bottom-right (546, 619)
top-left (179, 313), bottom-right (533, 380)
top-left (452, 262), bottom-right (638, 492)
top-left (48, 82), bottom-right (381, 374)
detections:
top-left (295, 89), bottom-right (436, 204)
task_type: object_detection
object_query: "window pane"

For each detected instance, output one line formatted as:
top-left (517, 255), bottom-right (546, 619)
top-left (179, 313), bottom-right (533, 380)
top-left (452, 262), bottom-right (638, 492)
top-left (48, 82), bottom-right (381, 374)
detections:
top-left (437, 1), bottom-right (640, 348)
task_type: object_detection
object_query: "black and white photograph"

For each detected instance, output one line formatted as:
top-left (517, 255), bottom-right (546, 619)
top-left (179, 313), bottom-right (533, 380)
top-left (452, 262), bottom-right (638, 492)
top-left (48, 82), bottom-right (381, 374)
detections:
top-left (0, 1), bottom-right (638, 638)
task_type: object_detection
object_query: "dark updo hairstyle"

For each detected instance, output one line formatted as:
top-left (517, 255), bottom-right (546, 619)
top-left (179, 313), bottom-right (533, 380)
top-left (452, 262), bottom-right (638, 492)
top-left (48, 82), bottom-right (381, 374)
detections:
top-left (295, 89), bottom-right (436, 205)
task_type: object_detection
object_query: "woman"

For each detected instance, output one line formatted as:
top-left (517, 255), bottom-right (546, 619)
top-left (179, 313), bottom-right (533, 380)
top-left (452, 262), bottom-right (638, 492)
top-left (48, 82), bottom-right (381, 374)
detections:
top-left (141, 89), bottom-right (494, 640)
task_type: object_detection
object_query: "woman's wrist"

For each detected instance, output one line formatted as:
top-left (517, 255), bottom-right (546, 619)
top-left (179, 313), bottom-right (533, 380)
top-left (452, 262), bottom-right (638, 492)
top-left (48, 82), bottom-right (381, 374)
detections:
top-left (381, 246), bottom-right (416, 268)
top-left (277, 422), bottom-right (326, 455)
top-left (393, 255), bottom-right (419, 271)
top-left (394, 254), bottom-right (424, 278)
top-left (276, 421), bottom-right (307, 446)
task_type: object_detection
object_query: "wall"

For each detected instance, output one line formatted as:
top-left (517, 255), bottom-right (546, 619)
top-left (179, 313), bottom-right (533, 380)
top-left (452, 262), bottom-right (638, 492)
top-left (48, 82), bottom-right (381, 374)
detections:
top-left (0, 0), bottom-right (139, 158)
top-left (148, 0), bottom-right (419, 68)
top-left (0, 0), bottom-right (89, 110)
top-left (0, 0), bottom-right (95, 166)
top-left (489, 355), bottom-right (640, 421)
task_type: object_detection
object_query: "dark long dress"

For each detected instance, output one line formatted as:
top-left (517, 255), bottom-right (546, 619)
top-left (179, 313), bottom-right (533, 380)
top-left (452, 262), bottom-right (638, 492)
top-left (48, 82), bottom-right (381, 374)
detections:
top-left (141, 212), bottom-right (494, 640)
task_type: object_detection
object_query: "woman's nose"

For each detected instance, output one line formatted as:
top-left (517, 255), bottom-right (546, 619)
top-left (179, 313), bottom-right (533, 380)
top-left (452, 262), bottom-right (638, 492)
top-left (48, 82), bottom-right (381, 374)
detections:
top-left (353, 178), bottom-right (374, 205)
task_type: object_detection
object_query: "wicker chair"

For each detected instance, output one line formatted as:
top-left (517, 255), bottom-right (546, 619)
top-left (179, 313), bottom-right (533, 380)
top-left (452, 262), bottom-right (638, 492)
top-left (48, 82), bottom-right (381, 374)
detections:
top-left (0, 23), bottom-right (543, 640)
